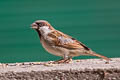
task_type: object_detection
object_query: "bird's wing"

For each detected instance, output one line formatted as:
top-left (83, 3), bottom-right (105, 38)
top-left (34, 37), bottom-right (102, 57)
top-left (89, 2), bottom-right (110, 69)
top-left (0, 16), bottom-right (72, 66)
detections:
top-left (47, 30), bottom-right (90, 50)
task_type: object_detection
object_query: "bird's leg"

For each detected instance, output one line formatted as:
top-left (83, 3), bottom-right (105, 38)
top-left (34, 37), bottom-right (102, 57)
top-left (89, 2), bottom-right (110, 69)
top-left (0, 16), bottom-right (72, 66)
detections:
top-left (53, 59), bottom-right (67, 64)
top-left (52, 55), bottom-right (72, 64)
top-left (64, 56), bottom-right (73, 63)
top-left (51, 56), bottom-right (68, 64)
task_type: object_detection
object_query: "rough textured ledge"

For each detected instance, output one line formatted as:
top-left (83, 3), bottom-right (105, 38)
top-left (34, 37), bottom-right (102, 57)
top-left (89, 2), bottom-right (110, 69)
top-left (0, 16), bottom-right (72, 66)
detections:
top-left (0, 58), bottom-right (120, 80)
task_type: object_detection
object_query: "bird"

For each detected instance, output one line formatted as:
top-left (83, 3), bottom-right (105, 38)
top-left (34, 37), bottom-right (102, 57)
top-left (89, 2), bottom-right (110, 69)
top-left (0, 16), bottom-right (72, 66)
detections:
top-left (31, 20), bottom-right (111, 64)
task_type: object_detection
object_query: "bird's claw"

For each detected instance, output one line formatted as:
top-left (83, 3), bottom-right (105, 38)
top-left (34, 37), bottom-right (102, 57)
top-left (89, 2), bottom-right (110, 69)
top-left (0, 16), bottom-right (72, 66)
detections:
top-left (50, 58), bottom-right (73, 64)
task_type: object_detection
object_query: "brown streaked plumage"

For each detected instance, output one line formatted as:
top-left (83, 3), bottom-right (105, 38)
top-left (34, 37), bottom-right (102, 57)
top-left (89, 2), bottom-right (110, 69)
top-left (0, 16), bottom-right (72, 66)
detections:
top-left (31, 20), bottom-right (111, 63)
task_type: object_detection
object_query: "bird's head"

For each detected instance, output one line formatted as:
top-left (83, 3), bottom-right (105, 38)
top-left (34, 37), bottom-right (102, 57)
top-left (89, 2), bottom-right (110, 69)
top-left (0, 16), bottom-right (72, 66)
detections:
top-left (31, 20), bottom-right (54, 30)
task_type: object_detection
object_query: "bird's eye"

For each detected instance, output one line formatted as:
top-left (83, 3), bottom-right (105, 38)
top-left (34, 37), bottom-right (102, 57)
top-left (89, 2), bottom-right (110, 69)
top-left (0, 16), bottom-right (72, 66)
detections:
top-left (36, 23), bottom-right (39, 25)
top-left (36, 23), bottom-right (42, 27)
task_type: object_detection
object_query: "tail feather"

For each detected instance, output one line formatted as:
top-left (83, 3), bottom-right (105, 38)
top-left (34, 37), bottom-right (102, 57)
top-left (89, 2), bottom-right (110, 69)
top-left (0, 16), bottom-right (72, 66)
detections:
top-left (89, 50), bottom-right (111, 61)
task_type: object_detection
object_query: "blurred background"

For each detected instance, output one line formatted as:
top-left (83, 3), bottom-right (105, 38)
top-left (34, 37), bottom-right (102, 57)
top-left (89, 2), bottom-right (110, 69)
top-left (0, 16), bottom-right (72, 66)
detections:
top-left (0, 0), bottom-right (120, 63)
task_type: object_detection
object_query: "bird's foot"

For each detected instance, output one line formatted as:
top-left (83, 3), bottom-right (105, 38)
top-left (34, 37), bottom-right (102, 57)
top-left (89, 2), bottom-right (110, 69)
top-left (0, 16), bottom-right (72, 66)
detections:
top-left (51, 58), bottom-right (73, 64)
top-left (43, 58), bottom-right (73, 66)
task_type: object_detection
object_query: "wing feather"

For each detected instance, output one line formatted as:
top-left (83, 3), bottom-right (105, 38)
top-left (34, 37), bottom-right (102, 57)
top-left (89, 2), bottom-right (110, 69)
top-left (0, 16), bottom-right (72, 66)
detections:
top-left (47, 30), bottom-right (90, 50)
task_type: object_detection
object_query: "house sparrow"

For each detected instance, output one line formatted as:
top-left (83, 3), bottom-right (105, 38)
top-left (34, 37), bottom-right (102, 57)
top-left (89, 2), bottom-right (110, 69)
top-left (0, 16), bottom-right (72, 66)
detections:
top-left (31, 20), bottom-right (110, 63)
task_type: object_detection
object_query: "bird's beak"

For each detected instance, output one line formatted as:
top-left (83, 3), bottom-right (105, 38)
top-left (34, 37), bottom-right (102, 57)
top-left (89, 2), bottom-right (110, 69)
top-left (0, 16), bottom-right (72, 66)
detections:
top-left (31, 26), bottom-right (38, 29)
top-left (31, 23), bottom-right (38, 29)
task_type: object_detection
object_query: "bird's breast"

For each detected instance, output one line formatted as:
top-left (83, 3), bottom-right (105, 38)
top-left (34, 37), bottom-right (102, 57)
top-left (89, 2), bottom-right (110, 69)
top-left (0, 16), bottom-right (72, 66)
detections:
top-left (40, 38), bottom-right (66, 57)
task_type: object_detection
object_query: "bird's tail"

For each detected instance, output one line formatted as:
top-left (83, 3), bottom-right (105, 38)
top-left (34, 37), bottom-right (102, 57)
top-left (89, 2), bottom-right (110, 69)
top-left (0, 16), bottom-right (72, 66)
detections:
top-left (89, 50), bottom-right (111, 61)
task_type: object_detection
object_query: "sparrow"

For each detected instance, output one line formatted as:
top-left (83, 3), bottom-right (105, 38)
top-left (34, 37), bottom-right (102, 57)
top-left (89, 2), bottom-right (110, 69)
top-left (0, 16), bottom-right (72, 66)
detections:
top-left (31, 20), bottom-right (110, 63)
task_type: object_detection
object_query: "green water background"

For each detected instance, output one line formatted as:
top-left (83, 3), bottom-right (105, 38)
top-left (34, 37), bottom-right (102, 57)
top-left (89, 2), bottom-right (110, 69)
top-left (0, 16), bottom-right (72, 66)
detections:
top-left (0, 0), bottom-right (120, 63)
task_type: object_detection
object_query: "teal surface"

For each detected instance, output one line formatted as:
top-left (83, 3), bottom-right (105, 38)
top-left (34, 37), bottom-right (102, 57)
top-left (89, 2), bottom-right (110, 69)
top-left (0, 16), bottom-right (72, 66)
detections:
top-left (0, 0), bottom-right (120, 63)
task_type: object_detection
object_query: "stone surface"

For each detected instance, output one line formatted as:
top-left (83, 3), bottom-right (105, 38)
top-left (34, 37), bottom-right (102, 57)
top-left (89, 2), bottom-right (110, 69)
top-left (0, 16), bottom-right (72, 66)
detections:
top-left (0, 58), bottom-right (120, 80)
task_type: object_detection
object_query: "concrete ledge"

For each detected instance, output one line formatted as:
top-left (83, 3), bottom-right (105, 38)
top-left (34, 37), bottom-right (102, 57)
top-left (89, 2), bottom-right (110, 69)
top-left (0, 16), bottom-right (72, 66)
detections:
top-left (0, 58), bottom-right (120, 80)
